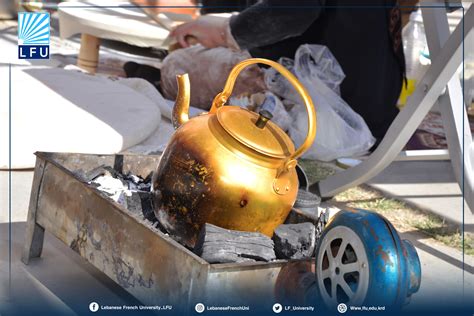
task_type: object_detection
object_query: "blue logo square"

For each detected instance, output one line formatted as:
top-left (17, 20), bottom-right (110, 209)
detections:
top-left (18, 12), bottom-right (50, 59)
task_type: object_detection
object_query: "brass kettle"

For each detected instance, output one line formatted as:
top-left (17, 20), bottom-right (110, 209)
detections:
top-left (152, 58), bottom-right (316, 248)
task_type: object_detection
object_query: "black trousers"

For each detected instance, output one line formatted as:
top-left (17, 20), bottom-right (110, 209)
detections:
top-left (204, 0), bottom-right (405, 142)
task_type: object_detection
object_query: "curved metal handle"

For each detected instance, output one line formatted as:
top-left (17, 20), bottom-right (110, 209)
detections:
top-left (210, 58), bottom-right (317, 170)
top-left (172, 74), bottom-right (191, 129)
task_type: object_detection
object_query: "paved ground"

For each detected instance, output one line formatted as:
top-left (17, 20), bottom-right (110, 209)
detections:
top-left (0, 222), bottom-right (141, 315)
top-left (369, 160), bottom-right (474, 232)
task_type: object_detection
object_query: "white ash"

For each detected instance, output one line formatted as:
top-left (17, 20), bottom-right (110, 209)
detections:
top-left (85, 167), bottom-right (154, 222)
top-left (91, 175), bottom-right (130, 203)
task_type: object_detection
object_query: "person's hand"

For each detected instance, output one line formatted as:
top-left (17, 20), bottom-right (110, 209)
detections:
top-left (170, 15), bottom-right (230, 49)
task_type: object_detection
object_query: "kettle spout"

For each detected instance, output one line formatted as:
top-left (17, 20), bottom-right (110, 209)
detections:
top-left (172, 73), bottom-right (191, 129)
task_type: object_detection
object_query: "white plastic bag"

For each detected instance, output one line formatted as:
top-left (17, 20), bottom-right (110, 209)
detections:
top-left (265, 44), bottom-right (375, 161)
top-left (161, 45), bottom-right (266, 109)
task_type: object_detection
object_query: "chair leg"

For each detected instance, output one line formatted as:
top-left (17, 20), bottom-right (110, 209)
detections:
top-left (77, 33), bottom-right (100, 74)
top-left (315, 6), bottom-right (472, 206)
top-left (422, 3), bottom-right (474, 213)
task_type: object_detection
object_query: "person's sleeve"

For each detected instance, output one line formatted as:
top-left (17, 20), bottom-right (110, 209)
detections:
top-left (229, 0), bottom-right (326, 50)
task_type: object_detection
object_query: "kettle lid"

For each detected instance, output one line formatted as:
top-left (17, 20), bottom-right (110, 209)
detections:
top-left (216, 106), bottom-right (295, 159)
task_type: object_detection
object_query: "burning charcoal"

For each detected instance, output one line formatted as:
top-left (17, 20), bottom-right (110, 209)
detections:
top-left (126, 173), bottom-right (142, 184)
top-left (125, 180), bottom-right (140, 191)
top-left (122, 172), bottom-right (153, 192)
top-left (137, 182), bottom-right (151, 191)
top-left (138, 173), bottom-right (153, 192)
top-left (125, 191), bottom-right (142, 214)
top-left (124, 190), bottom-right (156, 220)
top-left (285, 208), bottom-right (318, 224)
top-left (123, 172), bottom-right (143, 185)
top-left (273, 223), bottom-right (316, 260)
top-left (85, 166), bottom-right (156, 222)
top-left (139, 191), bottom-right (156, 222)
top-left (195, 223), bottom-right (276, 263)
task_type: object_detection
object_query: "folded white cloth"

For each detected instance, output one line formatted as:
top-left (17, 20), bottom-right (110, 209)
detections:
top-left (0, 66), bottom-right (161, 169)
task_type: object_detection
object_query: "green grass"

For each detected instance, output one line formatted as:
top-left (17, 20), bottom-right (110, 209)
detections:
top-left (412, 214), bottom-right (474, 256)
top-left (333, 185), bottom-right (474, 256)
top-left (298, 159), bottom-right (336, 183)
top-left (299, 160), bottom-right (474, 255)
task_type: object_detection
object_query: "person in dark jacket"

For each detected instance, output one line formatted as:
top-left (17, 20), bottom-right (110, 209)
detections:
top-left (171, 0), bottom-right (405, 142)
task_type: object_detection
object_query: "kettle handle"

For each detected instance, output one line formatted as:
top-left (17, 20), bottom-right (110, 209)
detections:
top-left (210, 58), bottom-right (317, 171)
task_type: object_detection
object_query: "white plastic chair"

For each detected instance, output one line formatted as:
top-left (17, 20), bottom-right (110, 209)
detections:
top-left (313, 1), bottom-right (474, 214)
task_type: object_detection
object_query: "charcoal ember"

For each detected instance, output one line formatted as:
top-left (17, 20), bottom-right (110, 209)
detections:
top-left (136, 173), bottom-right (152, 191)
top-left (285, 208), bottom-right (317, 224)
top-left (125, 191), bottom-right (142, 214)
top-left (124, 180), bottom-right (138, 191)
top-left (124, 191), bottom-right (156, 220)
top-left (137, 182), bottom-right (151, 191)
top-left (194, 223), bottom-right (276, 263)
top-left (122, 173), bottom-right (144, 190)
top-left (139, 191), bottom-right (156, 222)
top-left (273, 223), bottom-right (316, 260)
top-left (84, 166), bottom-right (156, 222)
top-left (125, 173), bottom-right (142, 183)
